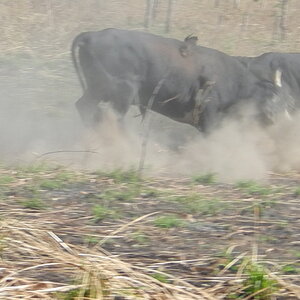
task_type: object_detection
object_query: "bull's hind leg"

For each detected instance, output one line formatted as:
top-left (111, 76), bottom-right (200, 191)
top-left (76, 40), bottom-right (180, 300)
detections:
top-left (75, 91), bottom-right (102, 128)
top-left (110, 80), bottom-right (137, 124)
top-left (75, 92), bottom-right (103, 168)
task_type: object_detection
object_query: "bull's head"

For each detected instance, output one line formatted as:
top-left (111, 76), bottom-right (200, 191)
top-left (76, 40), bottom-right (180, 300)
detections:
top-left (262, 69), bottom-right (295, 123)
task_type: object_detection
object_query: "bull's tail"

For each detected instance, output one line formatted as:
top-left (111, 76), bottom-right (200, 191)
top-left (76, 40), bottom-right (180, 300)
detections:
top-left (71, 32), bottom-right (87, 91)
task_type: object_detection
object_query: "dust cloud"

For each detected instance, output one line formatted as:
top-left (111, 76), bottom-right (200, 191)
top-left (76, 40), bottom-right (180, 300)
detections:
top-left (101, 108), bottom-right (300, 182)
top-left (0, 64), bottom-right (300, 182)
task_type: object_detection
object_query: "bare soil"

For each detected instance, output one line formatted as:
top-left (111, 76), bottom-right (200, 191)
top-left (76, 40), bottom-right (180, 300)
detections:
top-left (0, 165), bottom-right (299, 299)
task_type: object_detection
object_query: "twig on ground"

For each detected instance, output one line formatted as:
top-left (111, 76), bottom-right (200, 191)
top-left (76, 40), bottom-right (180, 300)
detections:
top-left (33, 150), bottom-right (99, 161)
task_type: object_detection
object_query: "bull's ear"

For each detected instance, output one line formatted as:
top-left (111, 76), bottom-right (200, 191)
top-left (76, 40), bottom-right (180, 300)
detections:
top-left (184, 34), bottom-right (198, 45)
top-left (180, 36), bottom-right (198, 57)
top-left (274, 69), bottom-right (282, 87)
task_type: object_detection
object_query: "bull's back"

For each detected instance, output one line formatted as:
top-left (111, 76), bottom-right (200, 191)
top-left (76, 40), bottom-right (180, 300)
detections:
top-left (83, 29), bottom-right (184, 78)
top-left (79, 29), bottom-right (199, 101)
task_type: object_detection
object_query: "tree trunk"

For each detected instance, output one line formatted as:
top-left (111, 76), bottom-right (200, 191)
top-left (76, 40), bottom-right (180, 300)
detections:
top-left (144, 0), bottom-right (155, 30)
top-left (279, 0), bottom-right (289, 41)
top-left (272, 0), bottom-right (289, 42)
top-left (165, 0), bottom-right (174, 33)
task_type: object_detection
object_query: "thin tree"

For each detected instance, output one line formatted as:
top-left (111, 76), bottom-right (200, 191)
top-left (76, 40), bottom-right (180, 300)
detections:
top-left (278, 0), bottom-right (289, 41)
top-left (144, 0), bottom-right (155, 30)
top-left (165, 0), bottom-right (174, 33)
top-left (273, 0), bottom-right (289, 41)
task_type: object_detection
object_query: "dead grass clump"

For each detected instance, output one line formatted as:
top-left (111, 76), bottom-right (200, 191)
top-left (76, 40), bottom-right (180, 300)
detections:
top-left (0, 218), bottom-right (213, 300)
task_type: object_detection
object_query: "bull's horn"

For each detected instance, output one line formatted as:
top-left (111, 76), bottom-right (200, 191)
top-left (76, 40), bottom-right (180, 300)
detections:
top-left (285, 109), bottom-right (292, 121)
top-left (204, 80), bottom-right (215, 88)
top-left (184, 34), bottom-right (198, 45)
top-left (274, 69), bottom-right (282, 87)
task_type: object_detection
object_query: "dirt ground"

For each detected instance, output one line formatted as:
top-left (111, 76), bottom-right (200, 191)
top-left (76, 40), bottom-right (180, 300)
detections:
top-left (0, 164), bottom-right (299, 299)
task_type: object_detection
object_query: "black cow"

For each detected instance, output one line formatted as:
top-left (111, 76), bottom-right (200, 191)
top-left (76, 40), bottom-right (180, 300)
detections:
top-left (235, 52), bottom-right (300, 120)
top-left (71, 28), bottom-right (281, 133)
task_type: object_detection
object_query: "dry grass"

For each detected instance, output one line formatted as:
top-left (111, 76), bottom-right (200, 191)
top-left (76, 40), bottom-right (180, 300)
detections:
top-left (0, 217), bottom-right (215, 300)
top-left (1, 215), bottom-right (299, 299)
top-left (0, 166), bottom-right (299, 299)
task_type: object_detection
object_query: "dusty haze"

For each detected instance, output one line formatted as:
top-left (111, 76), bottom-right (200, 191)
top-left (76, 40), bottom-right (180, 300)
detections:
top-left (0, 61), bottom-right (299, 183)
top-left (1, 0), bottom-right (300, 182)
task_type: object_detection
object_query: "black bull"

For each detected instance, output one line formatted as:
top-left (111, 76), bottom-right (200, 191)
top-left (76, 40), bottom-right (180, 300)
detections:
top-left (235, 52), bottom-right (300, 120)
top-left (71, 28), bottom-right (288, 133)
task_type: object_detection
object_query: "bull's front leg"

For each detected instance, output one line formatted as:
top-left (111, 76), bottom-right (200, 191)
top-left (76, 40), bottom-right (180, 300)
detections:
top-left (196, 102), bottom-right (220, 134)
